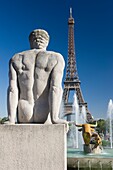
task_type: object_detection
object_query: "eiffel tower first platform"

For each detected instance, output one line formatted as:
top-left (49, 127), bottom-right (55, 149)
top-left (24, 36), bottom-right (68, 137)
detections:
top-left (63, 8), bottom-right (93, 122)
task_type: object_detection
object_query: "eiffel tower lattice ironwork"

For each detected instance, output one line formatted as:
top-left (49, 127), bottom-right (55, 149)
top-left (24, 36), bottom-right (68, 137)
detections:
top-left (63, 8), bottom-right (93, 122)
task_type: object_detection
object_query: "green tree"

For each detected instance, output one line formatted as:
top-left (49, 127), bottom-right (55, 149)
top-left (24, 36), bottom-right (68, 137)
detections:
top-left (96, 119), bottom-right (106, 135)
top-left (0, 117), bottom-right (9, 124)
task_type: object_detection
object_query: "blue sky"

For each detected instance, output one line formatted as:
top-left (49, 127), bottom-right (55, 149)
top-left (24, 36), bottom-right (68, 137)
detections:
top-left (0, 0), bottom-right (113, 119)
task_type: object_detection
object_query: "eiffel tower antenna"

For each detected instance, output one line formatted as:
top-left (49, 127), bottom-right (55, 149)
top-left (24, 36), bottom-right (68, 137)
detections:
top-left (63, 8), bottom-right (93, 122)
top-left (70, 7), bottom-right (72, 18)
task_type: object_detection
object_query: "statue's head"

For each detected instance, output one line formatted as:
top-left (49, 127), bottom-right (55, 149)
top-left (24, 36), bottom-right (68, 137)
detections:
top-left (29, 29), bottom-right (49, 50)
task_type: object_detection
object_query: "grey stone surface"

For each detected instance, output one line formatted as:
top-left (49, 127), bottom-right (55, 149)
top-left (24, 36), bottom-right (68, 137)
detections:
top-left (0, 124), bottom-right (67, 170)
top-left (7, 29), bottom-right (68, 126)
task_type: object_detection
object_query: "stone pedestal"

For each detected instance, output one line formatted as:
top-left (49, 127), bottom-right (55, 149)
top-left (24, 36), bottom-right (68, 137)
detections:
top-left (0, 124), bottom-right (67, 170)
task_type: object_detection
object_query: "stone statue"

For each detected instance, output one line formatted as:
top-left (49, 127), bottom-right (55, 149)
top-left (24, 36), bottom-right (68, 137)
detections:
top-left (7, 29), bottom-right (68, 126)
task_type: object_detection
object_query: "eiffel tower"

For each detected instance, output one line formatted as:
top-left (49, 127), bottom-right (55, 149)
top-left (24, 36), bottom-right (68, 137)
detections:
top-left (63, 8), bottom-right (93, 122)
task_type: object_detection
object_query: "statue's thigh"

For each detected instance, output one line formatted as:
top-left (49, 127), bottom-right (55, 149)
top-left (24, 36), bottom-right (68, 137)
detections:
top-left (18, 100), bottom-right (33, 123)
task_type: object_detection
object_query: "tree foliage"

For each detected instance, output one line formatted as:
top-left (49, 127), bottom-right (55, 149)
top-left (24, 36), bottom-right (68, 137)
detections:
top-left (96, 119), bottom-right (106, 135)
top-left (0, 117), bottom-right (9, 124)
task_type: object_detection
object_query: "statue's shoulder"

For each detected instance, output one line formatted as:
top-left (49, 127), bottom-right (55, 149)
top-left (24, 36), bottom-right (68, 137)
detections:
top-left (45, 50), bottom-right (62, 57)
top-left (11, 49), bottom-right (36, 62)
top-left (49, 51), bottom-right (65, 66)
top-left (11, 50), bottom-right (26, 59)
top-left (38, 50), bottom-right (63, 58)
top-left (37, 50), bottom-right (65, 68)
top-left (45, 50), bottom-right (65, 64)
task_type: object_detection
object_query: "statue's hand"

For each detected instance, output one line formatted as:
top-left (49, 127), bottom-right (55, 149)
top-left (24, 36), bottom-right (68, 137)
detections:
top-left (8, 120), bottom-right (16, 125)
top-left (52, 118), bottom-right (69, 133)
top-left (8, 122), bottom-right (15, 125)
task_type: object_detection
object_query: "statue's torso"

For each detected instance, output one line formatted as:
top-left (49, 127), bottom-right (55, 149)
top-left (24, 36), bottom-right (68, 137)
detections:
top-left (12, 50), bottom-right (58, 99)
top-left (11, 50), bottom-right (60, 122)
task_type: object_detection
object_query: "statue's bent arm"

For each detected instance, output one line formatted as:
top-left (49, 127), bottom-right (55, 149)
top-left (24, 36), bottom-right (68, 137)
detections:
top-left (49, 54), bottom-right (67, 124)
top-left (8, 60), bottom-right (18, 124)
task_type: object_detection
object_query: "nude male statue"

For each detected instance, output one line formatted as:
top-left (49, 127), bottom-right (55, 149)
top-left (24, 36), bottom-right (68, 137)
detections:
top-left (8, 29), bottom-right (68, 125)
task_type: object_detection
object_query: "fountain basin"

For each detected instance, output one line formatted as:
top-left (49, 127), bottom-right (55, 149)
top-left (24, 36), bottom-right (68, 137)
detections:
top-left (67, 148), bottom-right (113, 169)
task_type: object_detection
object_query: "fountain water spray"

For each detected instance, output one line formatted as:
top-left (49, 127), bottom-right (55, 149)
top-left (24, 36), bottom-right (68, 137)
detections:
top-left (73, 93), bottom-right (79, 148)
top-left (59, 100), bottom-right (65, 119)
top-left (72, 93), bottom-right (86, 149)
top-left (107, 99), bottom-right (113, 148)
top-left (81, 105), bottom-right (87, 124)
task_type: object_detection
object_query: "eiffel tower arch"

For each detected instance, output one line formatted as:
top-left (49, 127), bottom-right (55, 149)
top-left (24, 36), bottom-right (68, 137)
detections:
top-left (63, 8), bottom-right (93, 123)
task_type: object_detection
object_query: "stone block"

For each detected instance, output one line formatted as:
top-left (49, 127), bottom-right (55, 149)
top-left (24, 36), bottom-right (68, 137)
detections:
top-left (0, 124), bottom-right (67, 170)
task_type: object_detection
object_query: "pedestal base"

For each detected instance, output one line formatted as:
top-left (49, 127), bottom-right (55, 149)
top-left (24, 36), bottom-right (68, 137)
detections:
top-left (0, 124), bottom-right (67, 170)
